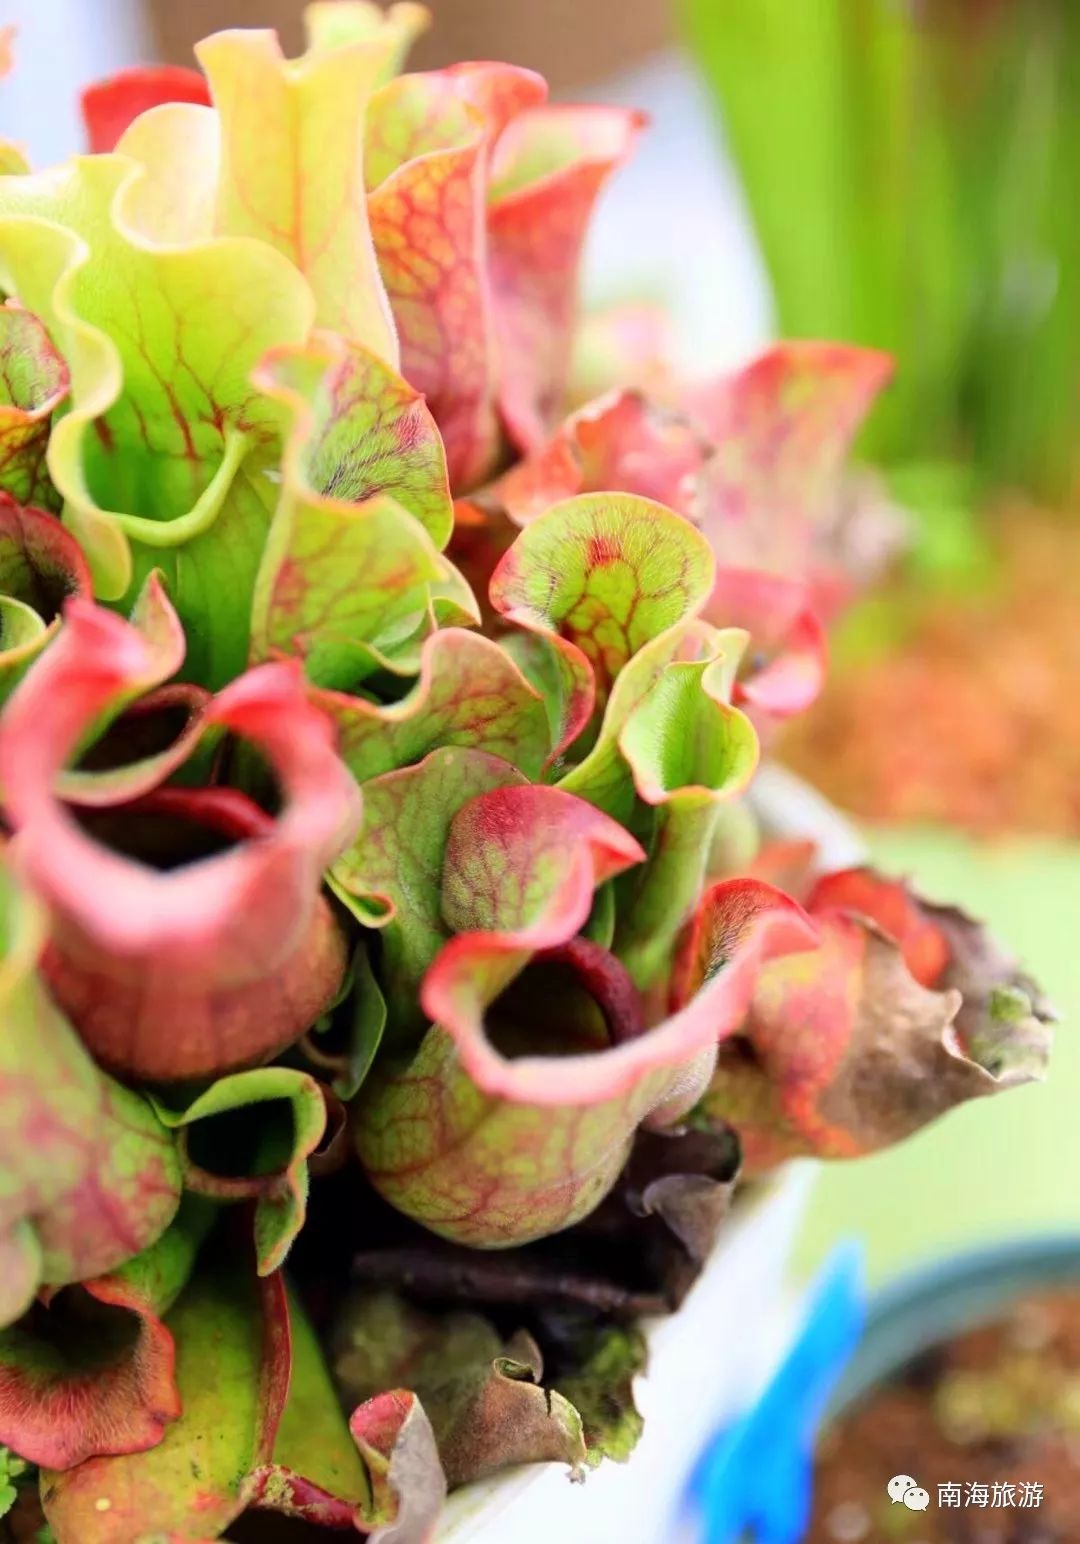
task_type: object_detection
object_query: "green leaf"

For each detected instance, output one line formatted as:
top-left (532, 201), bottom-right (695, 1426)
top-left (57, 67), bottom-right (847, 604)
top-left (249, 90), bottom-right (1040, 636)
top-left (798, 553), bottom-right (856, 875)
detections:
top-left (0, 500), bottom-right (90, 704)
top-left (612, 656), bottom-right (759, 988)
top-left (491, 491), bottom-right (715, 716)
top-left (301, 944), bottom-right (387, 1101)
top-left (195, 8), bottom-right (424, 362)
top-left (0, 861), bottom-right (181, 1327)
top-left (559, 622), bottom-right (758, 988)
top-left (250, 335), bottom-right (465, 691)
top-left (152, 1069), bottom-right (330, 1275)
top-left (552, 1322), bottom-right (647, 1468)
top-left (0, 1444), bottom-right (28, 1518)
top-left (0, 308), bottom-right (68, 510)
top-left (331, 746), bottom-right (527, 1032)
top-left (317, 626), bottom-right (552, 785)
top-left (263, 1288), bottom-right (371, 1515)
top-left (0, 156), bottom-right (315, 685)
top-left (39, 1264), bottom-right (288, 1541)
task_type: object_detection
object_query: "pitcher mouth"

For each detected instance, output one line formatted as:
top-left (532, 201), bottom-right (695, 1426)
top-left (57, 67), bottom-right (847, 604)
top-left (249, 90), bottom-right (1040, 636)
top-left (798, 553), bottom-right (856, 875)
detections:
top-left (71, 786), bottom-right (273, 873)
top-left (485, 937), bottom-right (647, 1062)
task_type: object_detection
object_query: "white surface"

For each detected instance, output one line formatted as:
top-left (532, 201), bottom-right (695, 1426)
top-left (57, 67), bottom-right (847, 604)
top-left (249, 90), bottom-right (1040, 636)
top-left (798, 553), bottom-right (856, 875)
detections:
top-left (0, 1), bottom-right (148, 169)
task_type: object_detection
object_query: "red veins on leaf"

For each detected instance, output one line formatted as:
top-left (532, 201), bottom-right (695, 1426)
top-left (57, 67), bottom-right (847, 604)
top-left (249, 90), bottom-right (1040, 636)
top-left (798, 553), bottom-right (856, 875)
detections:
top-left (356, 794), bottom-right (815, 1245)
top-left (0, 309), bottom-right (70, 510)
top-left (366, 64), bottom-right (640, 488)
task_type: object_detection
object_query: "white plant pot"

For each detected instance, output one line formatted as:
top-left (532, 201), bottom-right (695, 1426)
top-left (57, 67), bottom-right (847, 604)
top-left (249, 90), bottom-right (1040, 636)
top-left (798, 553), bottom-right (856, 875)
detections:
top-left (437, 765), bottom-right (865, 1543)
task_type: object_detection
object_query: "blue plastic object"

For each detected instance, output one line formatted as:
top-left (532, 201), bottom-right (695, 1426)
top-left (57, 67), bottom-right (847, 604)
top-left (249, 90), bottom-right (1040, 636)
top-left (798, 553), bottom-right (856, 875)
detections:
top-left (680, 1244), bottom-right (866, 1544)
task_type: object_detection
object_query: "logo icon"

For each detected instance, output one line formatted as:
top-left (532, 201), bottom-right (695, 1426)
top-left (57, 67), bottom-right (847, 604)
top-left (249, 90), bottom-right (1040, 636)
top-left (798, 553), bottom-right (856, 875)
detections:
top-left (888, 1475), bottom-right (930, 1510)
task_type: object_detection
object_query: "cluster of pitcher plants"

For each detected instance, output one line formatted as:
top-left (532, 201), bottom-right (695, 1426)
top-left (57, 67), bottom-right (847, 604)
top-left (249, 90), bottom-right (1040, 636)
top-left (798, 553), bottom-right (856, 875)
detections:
top-left (0, 6), bottom-right (1053, 1541)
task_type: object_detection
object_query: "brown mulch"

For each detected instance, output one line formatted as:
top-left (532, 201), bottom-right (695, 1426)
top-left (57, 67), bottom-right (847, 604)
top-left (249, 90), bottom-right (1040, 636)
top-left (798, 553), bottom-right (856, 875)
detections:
top-left (806, 1288), bottom-right (1080, 1544)
top-left (780, 510), bottom-right (1080, 837)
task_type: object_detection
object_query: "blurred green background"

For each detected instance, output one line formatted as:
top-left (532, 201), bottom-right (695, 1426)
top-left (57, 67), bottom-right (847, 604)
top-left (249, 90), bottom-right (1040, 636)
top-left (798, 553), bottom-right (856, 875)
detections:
top-left (682, 0), bottom-right (1079, 521)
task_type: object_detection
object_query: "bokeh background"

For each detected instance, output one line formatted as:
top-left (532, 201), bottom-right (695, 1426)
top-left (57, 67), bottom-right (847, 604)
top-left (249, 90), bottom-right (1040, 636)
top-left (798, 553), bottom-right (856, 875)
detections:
top-left (3, 0), bottom-right (1076, 1311)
